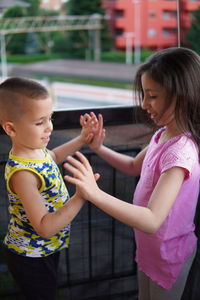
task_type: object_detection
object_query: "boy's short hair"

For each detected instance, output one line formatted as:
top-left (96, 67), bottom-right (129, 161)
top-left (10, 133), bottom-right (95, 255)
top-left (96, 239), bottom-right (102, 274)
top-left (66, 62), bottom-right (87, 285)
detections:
top-left (0, 77), bottom-right (49, 124)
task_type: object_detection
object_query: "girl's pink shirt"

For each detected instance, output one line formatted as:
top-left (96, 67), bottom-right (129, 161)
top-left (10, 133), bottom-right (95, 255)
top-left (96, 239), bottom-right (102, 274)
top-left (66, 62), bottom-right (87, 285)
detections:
top-left (133, 128), bottom-right (200, 289)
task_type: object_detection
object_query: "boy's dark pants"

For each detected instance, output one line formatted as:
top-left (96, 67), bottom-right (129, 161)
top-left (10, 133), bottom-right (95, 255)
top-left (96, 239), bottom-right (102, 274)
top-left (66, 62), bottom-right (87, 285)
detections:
top-left (3, 247), bottom-right (60, 300)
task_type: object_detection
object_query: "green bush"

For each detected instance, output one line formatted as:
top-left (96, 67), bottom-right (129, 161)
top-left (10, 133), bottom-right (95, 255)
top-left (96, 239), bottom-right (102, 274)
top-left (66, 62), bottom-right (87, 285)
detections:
top-left (4, 53), bottom-right (68, 64)
top-left (102, 49), bottom-right (152, 63)
top-left (2, 50), bottom-right (153, 64)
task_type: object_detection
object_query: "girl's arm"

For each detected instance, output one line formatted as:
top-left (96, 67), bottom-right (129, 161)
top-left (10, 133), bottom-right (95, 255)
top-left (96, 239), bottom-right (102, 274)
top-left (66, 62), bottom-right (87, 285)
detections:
top-left (50, 113), bottom-right (98, 165)
top-left (93, 145), bottom-right (147, 177)
top-left (64, 151), bottom-right (185, 234)
top-left (88, 113), bottom-right (147, 177)
top-left (10, 170), bottom-right (84, 238)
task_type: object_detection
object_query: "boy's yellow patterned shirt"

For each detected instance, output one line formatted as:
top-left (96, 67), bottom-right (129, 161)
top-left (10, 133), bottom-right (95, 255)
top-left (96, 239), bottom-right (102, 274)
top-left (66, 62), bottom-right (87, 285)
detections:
top-left (4, 149), bottom-right (70, 257)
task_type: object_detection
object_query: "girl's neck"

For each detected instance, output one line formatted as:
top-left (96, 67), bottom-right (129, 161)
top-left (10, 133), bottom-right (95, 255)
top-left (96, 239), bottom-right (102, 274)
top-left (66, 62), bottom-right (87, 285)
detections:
top-left (158, 121), bottom-right (183, 144)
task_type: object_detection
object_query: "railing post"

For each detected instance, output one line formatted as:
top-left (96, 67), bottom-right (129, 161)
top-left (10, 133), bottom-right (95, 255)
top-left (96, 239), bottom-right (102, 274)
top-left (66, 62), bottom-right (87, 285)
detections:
top-left (0, 33), bottom-right (8, 79)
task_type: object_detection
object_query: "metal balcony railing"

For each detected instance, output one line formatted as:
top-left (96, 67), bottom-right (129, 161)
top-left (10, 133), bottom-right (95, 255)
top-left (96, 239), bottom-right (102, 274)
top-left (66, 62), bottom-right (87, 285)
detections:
top-left (0, 146), bottom-right (140, 300)
top-left (0, 106), bottom-right (199, 300)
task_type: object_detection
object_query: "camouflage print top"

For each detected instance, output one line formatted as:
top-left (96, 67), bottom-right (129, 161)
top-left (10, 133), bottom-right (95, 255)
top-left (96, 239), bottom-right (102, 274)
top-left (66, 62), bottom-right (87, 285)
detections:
top-left (3, 149), bottom-right (70, 257)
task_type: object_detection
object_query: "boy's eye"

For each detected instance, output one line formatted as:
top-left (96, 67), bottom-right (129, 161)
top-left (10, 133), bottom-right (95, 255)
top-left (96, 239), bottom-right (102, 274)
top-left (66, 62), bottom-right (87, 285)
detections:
top-left (35, 121), bottom-right (43, 126)
top-left (50, 113), bottom-right (54, 121)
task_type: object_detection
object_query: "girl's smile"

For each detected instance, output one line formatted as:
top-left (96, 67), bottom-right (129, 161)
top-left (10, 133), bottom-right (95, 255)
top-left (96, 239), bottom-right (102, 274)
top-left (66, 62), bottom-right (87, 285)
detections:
top-left (141, 72), bottom-right (176, 128)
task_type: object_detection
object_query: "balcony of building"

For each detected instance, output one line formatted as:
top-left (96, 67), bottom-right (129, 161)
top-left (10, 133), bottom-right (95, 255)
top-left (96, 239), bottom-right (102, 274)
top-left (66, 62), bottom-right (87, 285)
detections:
top-left (0, 101), bottom-right (199, 299)
top-left (0, 57), bottom-right (199, 299)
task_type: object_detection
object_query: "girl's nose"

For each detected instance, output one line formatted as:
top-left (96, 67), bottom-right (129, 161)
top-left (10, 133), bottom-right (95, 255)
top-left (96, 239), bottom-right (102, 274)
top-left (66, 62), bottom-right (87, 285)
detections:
top-left (141, 97), bottom-right (148, 110)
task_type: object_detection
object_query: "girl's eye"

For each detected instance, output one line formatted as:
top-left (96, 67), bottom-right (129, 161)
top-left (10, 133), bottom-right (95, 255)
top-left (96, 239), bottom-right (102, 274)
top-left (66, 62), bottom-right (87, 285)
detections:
top-left (149, 95), bottom-right (157, 99)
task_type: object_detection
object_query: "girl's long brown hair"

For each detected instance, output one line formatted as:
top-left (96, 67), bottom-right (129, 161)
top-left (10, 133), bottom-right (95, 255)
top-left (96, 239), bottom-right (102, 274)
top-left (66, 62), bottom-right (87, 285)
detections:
top-left (134, 47), bottom-right (200, 149)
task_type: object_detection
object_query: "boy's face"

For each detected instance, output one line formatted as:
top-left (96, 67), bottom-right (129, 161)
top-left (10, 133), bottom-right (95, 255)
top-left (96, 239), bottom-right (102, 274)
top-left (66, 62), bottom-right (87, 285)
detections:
top-left (10, 97), bottom-right (53, 151)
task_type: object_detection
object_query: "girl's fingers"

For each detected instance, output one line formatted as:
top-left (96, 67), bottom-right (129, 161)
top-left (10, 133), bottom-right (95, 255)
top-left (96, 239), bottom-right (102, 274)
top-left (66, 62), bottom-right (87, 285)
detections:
top-left (65, 152), bottom-right (92, 174)
top-left (73, 151), bottom-right (92, 170)
top-left (64, 161), bottom-right (84, 179)
top-left (94, 173), bottom-right (100, 181)
top-left (64, 174), bottom-right (81, 185)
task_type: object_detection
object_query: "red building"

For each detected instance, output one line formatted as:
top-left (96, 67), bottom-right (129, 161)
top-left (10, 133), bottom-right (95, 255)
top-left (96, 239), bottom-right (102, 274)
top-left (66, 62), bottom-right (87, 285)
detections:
top-left (102, 0), bottom-right (200, 51)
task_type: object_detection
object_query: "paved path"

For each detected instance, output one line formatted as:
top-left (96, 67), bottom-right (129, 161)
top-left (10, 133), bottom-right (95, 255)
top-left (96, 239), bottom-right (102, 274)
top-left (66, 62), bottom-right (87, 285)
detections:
top-left (51, 81), bottom-right (135, 110)
top-left (9, 59), bottom-right (140, 82)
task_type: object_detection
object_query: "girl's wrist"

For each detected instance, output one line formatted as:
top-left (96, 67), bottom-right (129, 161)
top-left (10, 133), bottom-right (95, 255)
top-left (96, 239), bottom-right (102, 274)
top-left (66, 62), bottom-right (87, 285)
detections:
top-left (87, 187), bottom-right (102, 204)
top-left (74, 192), bottom-right (85, 202)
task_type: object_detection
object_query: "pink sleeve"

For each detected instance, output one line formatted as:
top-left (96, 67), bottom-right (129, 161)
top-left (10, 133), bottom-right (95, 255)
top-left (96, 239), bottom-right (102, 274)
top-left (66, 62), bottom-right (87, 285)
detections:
top-left (160, 145), bottom-right (195, 179)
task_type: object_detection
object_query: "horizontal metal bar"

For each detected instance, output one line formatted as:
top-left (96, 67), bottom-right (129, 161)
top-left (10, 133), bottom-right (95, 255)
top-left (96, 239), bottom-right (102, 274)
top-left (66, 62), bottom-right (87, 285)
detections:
top-left (0, 15), bottom-right (102, 34)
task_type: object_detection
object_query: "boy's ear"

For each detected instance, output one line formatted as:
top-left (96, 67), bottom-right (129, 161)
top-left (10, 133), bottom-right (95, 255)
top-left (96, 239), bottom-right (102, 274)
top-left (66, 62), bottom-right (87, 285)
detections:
top-left (2, 121), bottom-right (16, 137)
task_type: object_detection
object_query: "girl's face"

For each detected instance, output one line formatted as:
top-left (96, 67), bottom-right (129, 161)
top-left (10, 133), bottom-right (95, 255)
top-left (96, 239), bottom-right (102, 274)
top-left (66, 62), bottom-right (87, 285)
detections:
top-left (11, 97), bottom-right (53, 153)
top-left (141, 72), bottom-right (176, 127)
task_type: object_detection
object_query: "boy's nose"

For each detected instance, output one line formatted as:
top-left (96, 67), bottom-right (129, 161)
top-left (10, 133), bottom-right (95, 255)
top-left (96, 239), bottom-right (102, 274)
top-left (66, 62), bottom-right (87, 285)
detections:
top-left (46, 121), bottom-right (53, 132)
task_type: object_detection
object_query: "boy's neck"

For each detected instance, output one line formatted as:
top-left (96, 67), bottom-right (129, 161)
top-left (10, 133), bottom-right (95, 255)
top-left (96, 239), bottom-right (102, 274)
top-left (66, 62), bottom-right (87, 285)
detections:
top-left (11, 145), bottom-right (45, 160)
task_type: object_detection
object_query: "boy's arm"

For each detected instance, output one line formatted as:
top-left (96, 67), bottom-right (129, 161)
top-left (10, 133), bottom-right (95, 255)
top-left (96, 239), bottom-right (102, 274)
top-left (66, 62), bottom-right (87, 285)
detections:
top-left (10, 170), bottom-right (85, 238)
top-left (64, 152), bottom-right (185, 234)
top-left (50, 113), bottom-right (98, 165)
top-left (88, 113), bottom-right (146, 177)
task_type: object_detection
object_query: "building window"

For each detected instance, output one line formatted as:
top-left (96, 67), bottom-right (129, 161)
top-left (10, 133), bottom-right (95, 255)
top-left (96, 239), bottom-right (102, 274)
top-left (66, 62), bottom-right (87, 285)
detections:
top-left (162, 10), bottom-right (177, 19)
top-left (162, 28), bottom-right (177, 37)
top-left (149, 10), bottom-right (156, 18)
top-left (115, 28), bottom-right (124, 37)
top-left (115, 9), bottom-right (124, 18)
top-left (148, 28), bottom-right (157, 37)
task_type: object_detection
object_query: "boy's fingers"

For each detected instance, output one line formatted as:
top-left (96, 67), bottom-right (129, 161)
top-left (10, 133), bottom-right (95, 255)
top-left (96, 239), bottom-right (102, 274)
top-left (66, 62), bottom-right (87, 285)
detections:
top-left (80, 113), bottom-right (91, 125)
top-left (85, 133), bottom-right (94, 143)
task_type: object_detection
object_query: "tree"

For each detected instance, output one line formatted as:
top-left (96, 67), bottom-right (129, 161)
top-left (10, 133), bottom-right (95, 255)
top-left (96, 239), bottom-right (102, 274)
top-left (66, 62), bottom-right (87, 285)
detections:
top-left (3, 6), bottom-right (27, 54)
top-left (185, 8), bottom-right (200, 55)
top-left (24, 0), bottom-right (41, 16)
top-left (63, 0), bottom-right (113, 59)
top-left (2, 1), bottom-right (41, 55)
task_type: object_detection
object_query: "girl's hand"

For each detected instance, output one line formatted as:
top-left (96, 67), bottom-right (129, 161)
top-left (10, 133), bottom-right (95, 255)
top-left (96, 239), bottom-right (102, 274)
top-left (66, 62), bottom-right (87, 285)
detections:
top-left (80, 113), bottom-right (98, 144)
top-left (64, 151), bottom-right (100, 201)
top-left (88, 113), bottom-right (106, 152)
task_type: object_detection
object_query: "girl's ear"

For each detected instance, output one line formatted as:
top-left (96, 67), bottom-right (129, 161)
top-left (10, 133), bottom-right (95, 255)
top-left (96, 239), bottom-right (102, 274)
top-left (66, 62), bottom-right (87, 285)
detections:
top-left (2, 121), bottom-right (16, 137)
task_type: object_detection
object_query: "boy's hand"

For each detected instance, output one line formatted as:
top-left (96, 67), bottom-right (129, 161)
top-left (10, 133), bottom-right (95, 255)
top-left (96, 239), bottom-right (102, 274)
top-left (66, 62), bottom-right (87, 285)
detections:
top-left (80, 113), bottom-right (98, 144)
top-left (64, 151), bottom-right (100, 201)
top-left (87, 113), bottom-right (106, 152)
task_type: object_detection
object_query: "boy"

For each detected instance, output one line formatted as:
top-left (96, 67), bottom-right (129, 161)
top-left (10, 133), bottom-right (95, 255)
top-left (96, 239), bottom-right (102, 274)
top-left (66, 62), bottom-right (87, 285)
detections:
top-left (0, 77), bottom-right (97, 300)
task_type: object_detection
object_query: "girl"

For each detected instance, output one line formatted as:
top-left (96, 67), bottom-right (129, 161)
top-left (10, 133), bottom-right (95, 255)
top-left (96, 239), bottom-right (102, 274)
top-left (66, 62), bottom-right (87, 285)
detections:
top-left (64, 47), bottom-right (200, 300)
